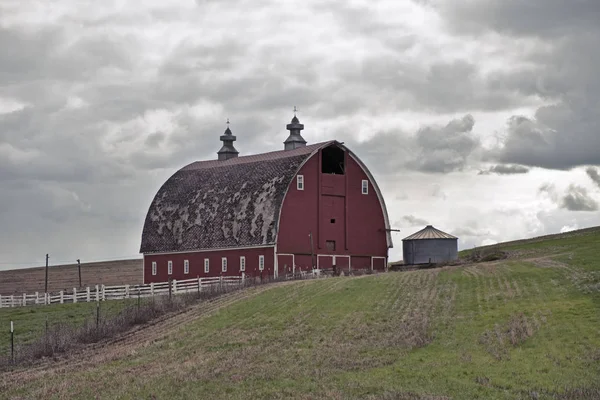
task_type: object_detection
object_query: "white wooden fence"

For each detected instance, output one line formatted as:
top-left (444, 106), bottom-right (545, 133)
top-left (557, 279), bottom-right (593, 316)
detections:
top-left (0, 276), bottom-right (243, 308)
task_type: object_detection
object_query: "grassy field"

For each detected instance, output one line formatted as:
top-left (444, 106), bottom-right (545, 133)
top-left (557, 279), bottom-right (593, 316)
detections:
top-left (1, 229), bottom-right (599, 399)
top-left (0, 300), bottom-right (136, 356)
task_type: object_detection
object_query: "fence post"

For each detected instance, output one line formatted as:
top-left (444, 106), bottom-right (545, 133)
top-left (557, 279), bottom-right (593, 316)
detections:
top-left (150, 282), bottom-right (154, 296)
top-left (11, 295), bottom-right (14, 307)
top-left (45, 316), bottom-right (48, 355)
top-left (125, 284), bottom-right (130, 298)
top-left (10, 321), bottom-right (14, 364)
top-left (60, 291), bottom-right (64, 304)
top-left (0, 294), bottom-right (2, 308)
top-left (197, 277), bottom-right (201, 295)
top-left (87, 287), bottom-right (91, 302)
top-left (22, 293), bottom-right (26, 306)
top-left (102, 285), bottom-right (106, 301)
top-left (73, 287), bottom-right (77, 303)
top-left (96, 301), bottom-right (100, 333)
top-left (173, 279), bottom-right (177, 294)
top-left (34, 292), bottom-right (39, 305)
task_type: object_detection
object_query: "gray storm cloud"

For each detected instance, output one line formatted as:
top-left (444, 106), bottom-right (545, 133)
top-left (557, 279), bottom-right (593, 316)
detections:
top-left (561, 185), bottom-right (598, 212)
top-left (443, 0), bottom-right (600, 170)
top-left (2, 0), bottom-right (600, 267)
top-left (401, 215), bottom-right (429, 226)
top-left (479, 164), bottom-right (530, 175)
top-left (586, 167), bottom-right (600, 189)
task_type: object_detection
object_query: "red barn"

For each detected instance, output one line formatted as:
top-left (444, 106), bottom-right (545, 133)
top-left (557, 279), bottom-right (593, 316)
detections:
top-left (139, 114), bottom-right (392, 283)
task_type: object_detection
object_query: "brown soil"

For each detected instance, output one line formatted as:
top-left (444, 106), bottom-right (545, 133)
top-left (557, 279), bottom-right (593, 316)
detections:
top-left (0, 259), bottom-right (142, 295)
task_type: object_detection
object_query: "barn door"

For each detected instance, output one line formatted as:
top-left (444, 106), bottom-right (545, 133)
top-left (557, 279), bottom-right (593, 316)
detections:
top-left (317, 254), bottom-right (334, 270)
top-left (277, 254), bottom-right (294, 278)
top-left (371, 257), bottom-right (386, 271)
top-left (335, 255), bottom-right (351, 274)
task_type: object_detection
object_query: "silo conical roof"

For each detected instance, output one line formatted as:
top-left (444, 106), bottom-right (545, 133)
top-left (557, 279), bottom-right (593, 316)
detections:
top-left (402, 225), bottom-right (457, 240)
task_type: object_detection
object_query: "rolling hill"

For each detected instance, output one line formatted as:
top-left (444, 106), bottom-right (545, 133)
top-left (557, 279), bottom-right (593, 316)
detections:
top-left (1, 227), bottom-right (599, 399)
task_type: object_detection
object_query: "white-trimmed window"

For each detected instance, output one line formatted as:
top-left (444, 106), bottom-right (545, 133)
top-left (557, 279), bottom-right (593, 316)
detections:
top-left (222, 257), bottom-right (227, 272)
top-left (204, 258), bottom-right (209, 273)
top-left (168, 260), bottom-right (173, 275)
top-left (297, 174), bottom-right (304, 190)
top-left (240, 256), bottom-right (246, 272)
top-left (259, 255), bottom-right (265, 271)
top-left (151, 261), bottom-right (157, 276)
top-left (361, 179), bottom-right (368, 195)
top-left (184, 259), bottom-right (189, 274)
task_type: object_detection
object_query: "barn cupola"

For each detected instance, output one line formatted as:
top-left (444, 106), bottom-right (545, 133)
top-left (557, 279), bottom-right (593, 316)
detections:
top-left (217, 120), bottom-right (239, 161)
top-left (284, 108), bottom-right (307, 150)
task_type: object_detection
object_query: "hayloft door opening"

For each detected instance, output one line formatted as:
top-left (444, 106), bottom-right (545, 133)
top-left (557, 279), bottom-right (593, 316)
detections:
top-left (321, 146), bottom-right (345, 174)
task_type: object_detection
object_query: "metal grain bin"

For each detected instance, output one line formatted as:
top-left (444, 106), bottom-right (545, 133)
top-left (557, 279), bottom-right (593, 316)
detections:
top-left (402, 225), bottom-right (458, 265)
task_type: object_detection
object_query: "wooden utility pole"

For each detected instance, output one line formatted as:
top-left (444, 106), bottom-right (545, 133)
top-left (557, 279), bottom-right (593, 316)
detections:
top-left (309, 232), bottom-right (315, 270)
top-left (77, 259), bottom-right (82, 288)
top-left (44, 254), bottom-right (49, 294)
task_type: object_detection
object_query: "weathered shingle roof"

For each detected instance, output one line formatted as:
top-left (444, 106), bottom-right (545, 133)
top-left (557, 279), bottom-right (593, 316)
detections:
top-left (140, 142), bottom-right (333, 254)
top-left (402, 225), bottom-right (457, 241)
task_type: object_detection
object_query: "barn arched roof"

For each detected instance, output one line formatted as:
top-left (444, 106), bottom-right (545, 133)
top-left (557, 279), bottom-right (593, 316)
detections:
top-left (140, 142), bottom-right (330, 253)
top-left (140, 140), bottom-right (393, 254)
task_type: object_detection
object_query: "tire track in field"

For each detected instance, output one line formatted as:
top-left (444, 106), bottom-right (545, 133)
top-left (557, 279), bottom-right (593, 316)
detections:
top-left (149, 278), bottom-right (347, 381)
top-left (511, 276), bottom-right (523, 297)
top-left (189, 276), bottom-right (353, 352)
top-left (374, 274), bottom-right (397, 312)
top-left (393, 271), bottom-right (424, 319)
top-left (208, 277), bottom-right (343, 341)
top-left (376, 271), bottom-right (416, 317)
top-left (153, 277), bottom-right (335, 351)
top-left (389, 273), bottom-right (413, 311)
top-left (475, 273), bottom-right (486, 313)
top-left (484, 271), bottom-right (496, 309)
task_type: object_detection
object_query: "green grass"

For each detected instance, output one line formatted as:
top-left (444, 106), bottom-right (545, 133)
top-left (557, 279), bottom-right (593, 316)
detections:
top-left (2, 228), bottom-right (600, 399)
top-left (0, 300), bottom-right (135, 355)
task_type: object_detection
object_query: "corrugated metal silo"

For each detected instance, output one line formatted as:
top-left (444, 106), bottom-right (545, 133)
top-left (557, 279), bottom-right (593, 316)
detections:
top-left (402, 225), bottom-right (458, 265)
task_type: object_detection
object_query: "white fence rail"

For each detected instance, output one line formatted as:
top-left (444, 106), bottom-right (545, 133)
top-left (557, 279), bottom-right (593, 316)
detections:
top-left (0, 276), bottom-right (243, 308)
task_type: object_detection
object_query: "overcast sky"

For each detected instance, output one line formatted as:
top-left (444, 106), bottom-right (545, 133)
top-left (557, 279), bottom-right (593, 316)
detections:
top-left (1, 0), bottom-right (599, 269)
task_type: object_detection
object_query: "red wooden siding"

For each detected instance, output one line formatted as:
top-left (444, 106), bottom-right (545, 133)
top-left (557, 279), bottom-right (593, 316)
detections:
top-left (277, 154), bottom-right (320, 256)
top-left (351, 256), bottom-right (371, 270)
top-left (345, 155), bottom-right (388, 256)
top-left (277, 145), bottom-right (388, 270)
top-left (143, 247), bottom-right (274, 284)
